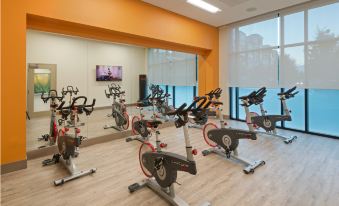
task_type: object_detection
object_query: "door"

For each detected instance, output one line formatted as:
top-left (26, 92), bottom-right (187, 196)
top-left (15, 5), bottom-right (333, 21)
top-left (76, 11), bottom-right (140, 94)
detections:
top-left (27, 63), bottom-right (57, 117)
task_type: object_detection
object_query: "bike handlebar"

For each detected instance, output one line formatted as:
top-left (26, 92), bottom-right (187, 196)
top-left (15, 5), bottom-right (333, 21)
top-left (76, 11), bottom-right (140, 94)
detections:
top-left (278, 86), bottom-right (298, 99)
top-left (166, 103), bottom-right (187, 116)
top-left (189, 96), bottom-right (207, 111)
top-left (61, 86), bottom-right (79, 96)
top-left (41, 90), bottom-right (64, 103)
top-left (57, 96), bottom-right (96, 117)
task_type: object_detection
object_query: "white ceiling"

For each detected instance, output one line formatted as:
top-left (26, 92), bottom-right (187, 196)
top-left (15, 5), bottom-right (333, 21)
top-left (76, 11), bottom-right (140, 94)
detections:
top-left (143, 0), bottom-right (311, 27)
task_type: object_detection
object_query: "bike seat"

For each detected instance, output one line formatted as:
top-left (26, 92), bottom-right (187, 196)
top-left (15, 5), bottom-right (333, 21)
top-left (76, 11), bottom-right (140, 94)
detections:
top-left (146, 120), bottom-right (162, 128)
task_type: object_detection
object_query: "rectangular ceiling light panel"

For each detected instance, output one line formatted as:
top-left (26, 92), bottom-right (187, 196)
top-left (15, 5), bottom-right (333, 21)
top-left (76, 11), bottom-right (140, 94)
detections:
top-left (187, 0), bottom-right (222, 13)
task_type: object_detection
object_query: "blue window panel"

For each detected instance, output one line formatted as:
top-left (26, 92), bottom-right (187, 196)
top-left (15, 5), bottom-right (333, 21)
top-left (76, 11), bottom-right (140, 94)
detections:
top-left (257, 88), bottom-right (282, 127)
top-left (175, 86), bottom-right (194, 108)
top-left (238, 87), bottom-right (261, 120)
top-left (231, 87), bottom-right (237, 119)
top-left (309, 89), bottom-right (339, 137)
top-left (167, 86), bottom-right (174, 106)
top-left (159, 85), bottom-right (166, 92)
top-left (263, 88), bottom-right (282, 127)
top-left (284, 89), bottom-right (305, 130)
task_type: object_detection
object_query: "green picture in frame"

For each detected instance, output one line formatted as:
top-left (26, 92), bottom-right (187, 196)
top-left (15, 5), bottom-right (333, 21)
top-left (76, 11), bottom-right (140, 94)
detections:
top-left (34, 73), bottom-right (51, 94)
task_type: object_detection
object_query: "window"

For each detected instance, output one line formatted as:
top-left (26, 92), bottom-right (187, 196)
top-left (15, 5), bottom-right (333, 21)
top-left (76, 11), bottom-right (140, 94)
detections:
top-left (227, 1), bottom-right (339, 138)
top-left (284, 88), bottom-right (305, 130)
top-left (308, 3), bottom-right (339, 42)
top-left (238, 87), bottom-right (260, 120)
top-left (229, 17), bottom-right (279, 88)
top-left (309, 89), bottom-right (339, 136)
top-left (167, 86), bottom-right (174, 106)
top-left (262, 88), bottom-right (282, 115)
top-left (284, 12), bottom-right (304, 45)
top-left (148, 49), bottom-right (197, 87)
top-left (306, 2), bottom-right (339, 89)
top-left (230, 87), bottom-right (236, 119)
top-left (159, 85), bottom-right (166, 92)
top-left (281, 46), bottom-right (305, 87)
top-left (175, 86), bottom-right (194, 108)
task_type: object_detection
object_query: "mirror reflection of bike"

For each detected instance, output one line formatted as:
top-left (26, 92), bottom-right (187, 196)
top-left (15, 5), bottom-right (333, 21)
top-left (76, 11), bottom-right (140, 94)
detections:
top-left (103, 83), bottom-right (129, 131)
top-left (42, 95), bottom-right (97, 186)
top-left (37, 90), bottom-right (64, 148)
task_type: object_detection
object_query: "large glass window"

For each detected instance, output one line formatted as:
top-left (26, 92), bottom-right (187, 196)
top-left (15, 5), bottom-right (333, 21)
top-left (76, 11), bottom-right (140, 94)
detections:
top-left (227, 1), bottom-right (339, 138)
top-left (309, 89), bottom-right (339, 136)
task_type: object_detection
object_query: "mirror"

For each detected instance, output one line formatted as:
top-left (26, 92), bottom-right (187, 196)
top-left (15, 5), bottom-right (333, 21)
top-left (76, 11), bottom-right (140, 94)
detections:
top-left (26, 29), bottom-right (198, 153)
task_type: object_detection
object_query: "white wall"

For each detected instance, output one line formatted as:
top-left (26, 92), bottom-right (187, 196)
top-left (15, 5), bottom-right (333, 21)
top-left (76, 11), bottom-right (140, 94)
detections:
top-left (27, 30), bottom-right (146, 109)
top-left (219, 26), bottom-right (230, 116)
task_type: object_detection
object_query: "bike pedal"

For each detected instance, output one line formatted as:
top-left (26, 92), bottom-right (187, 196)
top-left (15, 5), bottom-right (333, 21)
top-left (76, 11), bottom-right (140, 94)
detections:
top-left (128, 183), bottom-right (141, 193)
top-left (42, 157), bottom-right (58, 166)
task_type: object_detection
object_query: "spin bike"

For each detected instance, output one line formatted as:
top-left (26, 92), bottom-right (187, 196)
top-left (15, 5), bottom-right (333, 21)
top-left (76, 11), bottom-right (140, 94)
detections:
top-left (42, 96), bottom-right (97, 186)
top-left (37, 90), bottom-right (64, 148)
top-left (243, 86), bottom-right (298, 144)
top-left (103, 83), bottom-right (129, 131)
top-left (188, 88), bottom-right (222, 129)
top-left (128, 97), bottom-right (211, 206)
top-left (202, 98), bottom-right (265, 174)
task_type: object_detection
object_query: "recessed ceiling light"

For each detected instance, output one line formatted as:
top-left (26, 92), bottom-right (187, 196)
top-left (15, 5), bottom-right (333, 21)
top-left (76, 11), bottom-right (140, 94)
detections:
top-left (246, 7), bottom-right (257, 12)
top-left (186, 0), bottom-right (221, 13)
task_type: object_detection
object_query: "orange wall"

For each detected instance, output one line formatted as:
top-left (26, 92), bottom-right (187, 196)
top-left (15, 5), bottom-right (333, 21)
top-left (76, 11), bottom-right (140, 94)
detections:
top-left (1, 0), bottom-right (219, 165)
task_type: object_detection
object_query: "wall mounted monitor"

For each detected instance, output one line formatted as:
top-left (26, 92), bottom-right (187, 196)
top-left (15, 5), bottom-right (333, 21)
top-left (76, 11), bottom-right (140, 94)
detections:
top-left (96, 65), bottom-right (122, 81)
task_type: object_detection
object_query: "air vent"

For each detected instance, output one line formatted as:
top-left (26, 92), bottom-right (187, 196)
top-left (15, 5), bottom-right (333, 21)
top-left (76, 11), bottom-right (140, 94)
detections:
top-left (219, 0), bottom-right (250, 7)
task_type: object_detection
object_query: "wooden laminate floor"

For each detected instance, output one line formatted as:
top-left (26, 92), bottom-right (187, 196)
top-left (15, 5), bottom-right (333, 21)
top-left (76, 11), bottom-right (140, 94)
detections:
top-left (2, 120), bottom-right (339, 206)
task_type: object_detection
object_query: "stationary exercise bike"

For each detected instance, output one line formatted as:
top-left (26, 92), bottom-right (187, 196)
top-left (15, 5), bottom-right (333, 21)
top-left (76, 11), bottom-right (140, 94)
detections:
top-left (243, 86), bottom-right (298, 144)
top-left (103, 83), bottom-right (129, 131)
top-left (42, 96), bottom-right (97, 186)
top-left (188, 88), bottom-right (222, 129)
top-left (202, 97), bottom-right (265, 174)
top-left (128, 97), bottom-right (210, 206)
top-left (37, 90), bottom-right (64, 148)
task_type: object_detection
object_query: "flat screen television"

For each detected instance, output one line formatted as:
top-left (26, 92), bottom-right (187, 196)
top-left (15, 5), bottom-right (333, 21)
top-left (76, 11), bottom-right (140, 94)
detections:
top-left (96, 65), bottom-right (122, 81)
